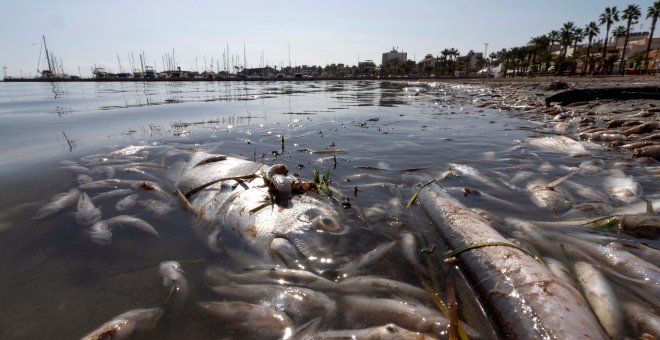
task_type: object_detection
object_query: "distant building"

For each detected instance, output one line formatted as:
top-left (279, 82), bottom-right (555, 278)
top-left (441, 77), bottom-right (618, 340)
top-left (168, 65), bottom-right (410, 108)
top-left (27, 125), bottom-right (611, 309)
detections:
top-left (382, 48), bottom-right (407, 66)
top-left (358, 60), bottom-right (377, 74)
top-left (418, 54), bottom-right (436, 69)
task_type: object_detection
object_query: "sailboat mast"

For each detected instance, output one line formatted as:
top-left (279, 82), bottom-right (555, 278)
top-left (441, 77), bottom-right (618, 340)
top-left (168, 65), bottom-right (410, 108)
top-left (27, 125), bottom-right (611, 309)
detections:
top-left (43, 35), bottom-right (52, 74)
top-left (117, 54), bottom-right (123, 73)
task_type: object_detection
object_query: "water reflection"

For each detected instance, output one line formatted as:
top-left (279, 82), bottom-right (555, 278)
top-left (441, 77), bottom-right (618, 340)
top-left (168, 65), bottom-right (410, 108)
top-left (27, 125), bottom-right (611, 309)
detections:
top-left (0, 80), bottom-right (656, 339)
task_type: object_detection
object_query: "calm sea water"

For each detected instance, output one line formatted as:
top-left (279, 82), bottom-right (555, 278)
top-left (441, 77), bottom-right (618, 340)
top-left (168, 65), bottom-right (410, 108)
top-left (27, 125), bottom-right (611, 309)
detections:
top-left (0, 81), bottom-right (656, 339)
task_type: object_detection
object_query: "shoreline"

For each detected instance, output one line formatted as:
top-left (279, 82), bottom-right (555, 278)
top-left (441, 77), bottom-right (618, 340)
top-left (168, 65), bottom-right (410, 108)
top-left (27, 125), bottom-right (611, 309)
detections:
top-left (451, 76), bottom-right (660, 161)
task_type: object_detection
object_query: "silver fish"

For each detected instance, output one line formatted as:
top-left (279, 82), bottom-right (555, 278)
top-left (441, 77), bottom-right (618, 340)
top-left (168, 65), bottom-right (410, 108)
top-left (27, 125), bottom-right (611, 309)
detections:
top-left (205, 267), bottom-right (337, 291)
top-left (159, 261), bottom-right (189, 308)
top-left (81, 307), bottom-right (162, 340)
top-left (603, 176), bottom-right (642, 203)
top-left (528, 135), bottom-right (590, 157)
top-left (623, 302), bottom-right (660, 336)
top-left (418, 186), bottom-right (607, 339)
top-left (448, 163), bottom-right (499, 190)
top-left (399, 232), bottom-right (426, 274)
top-left (59, 164), bottom-right (90, 174)
top-left (177, 152), bottom-right (345, 270)
top-left (198, 301), bottom-right (293, 339)
top-left (311, 323), bottom-right (438, 339)
top-left (74, 192), bottom-right (102, 225)
top-left (337, 241), bottom-right (397, 277)
top-left (34, 188), bottom-right (81, 220)
top-left (210, 284), bottom-right (336, 323)
top-left (89, 215), bottom-right (158, 245)
top-left (526, 172), bottom-right (576, 211)
top-left (77, 174), bottom-right (94, 185)
top-left (338, 295), bottom-right (480, 339)
top-left (335, 276), bottom-right (428, 301)
top-left (545, 258), bottom-right (576, 288)
top-left (574, 261), bottom-right (624, 338)
top-left (115, 194), bottom-right (138, 211)
top-left (138, 199), bottom-right (172, 217)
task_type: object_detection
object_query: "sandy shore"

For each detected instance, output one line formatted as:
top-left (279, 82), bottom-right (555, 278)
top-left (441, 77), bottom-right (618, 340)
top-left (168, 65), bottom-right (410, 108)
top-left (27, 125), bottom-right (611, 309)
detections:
top-left (447, 76), bottom-right (660, 161)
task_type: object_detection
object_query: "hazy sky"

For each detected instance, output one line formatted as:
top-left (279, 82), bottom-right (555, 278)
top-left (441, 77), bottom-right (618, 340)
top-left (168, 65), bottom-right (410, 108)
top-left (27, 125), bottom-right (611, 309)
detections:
top-left (1, 0), bottom-right (656, 77)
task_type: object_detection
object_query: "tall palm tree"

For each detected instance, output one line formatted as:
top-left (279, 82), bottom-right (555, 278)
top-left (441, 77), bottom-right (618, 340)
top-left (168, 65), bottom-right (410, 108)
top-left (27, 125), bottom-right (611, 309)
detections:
top-left (547, 30), bottom-right (560, 52)
top-left (560, 22), bottom-right (576, 57)
top-left (529, 35), bottom-right (549, 68)
top-left (599, 6), bottom-right (620, 58)
top-left (572, 27), bottom-right (585, 57)
top-left (646, 1), bottom-right (660, 63)
top-left (584, 22), bottom-right (601, 72)
top-left (620, 4), bottom-right (642, 75)
top-left (612, 25), bottom-right (627, 50)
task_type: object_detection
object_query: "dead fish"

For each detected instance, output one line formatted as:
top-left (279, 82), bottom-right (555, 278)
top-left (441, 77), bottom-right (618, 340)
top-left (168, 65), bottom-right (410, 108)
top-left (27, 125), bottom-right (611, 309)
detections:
top-left (419, 189), bottom-right (607, 339)
top-left (448, 163), bottom-right (499, 190)
top-left (623, 302), bottom-right (660, 336)
top-left (34, 188), bottom-right (81, 220)
top-left (111, 145), bottom-right (152, 156)
top-left (79, 179), bottom-right (127, 190)
top-left (337, 241), bottom-right (397, 278)
top-left (198, 301), bottom-right (293, 339)
top-left (311, 323), bottom-right (438, 339)
top-left (81, 307), bottom-right (162, 340)
top-left (205, 267), bottom-right (337, 291)
top-left (617, 215), bottom-right (660, 240)
top-left (338, 295), bottom-right (480, 339)
top-left (210, 284), bottom-right (336, 323)
top-left (566, 241), bottom-right (660, 308)
top-left (562, 180), bottom-right (609, 202)
top-left (562, 203), bottom-right (614, 218)
top-left (59, 164), bottom-right (90, 174)
top-left (633, 145), bottom-right (660, 160)
top-left (335, 276), bottom-right (428, 301)
top-left (603, 176), bottom-right (642, 203)
top-left (573, 261), bottom-right (624, 338)
top-left (115, 194), bottom-right (138, 211)
top-left (527, 172), bottom-right (575, 211)
top-left (89, 215), bottom-right (158, 245)
top-left (446, 186), bottom-right (522, 211)
top-left (77, 174), bottom-right (93, 185)
top-left (159, 261), bottom-right (189, 308)
top-left (528, 135), bottom-right (590, 157)
top-left (399, 232), bottom-right (426, 274)
top-left (545, 258), bottom-right (576, 288)
top-left (138, 199), bottom-right (172, 217)
top-left (74, 192), bottom-right (102, 225)
top-left (89, 165), bottom-right (116, 179)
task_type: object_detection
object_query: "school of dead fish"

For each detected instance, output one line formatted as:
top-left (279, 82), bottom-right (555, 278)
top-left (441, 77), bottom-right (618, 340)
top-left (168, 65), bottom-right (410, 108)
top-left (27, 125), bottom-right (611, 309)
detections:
top-left (17, 83), bottom-right (660, 339)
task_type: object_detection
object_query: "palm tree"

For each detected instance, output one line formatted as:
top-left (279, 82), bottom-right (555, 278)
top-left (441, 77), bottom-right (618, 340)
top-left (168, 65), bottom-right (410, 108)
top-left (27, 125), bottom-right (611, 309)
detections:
top-left (646, 1), bottom-right (660, 64)
top-left (547, 30), bottom-right (560, 53)
top-left (583, 22), bottom-right (601, 72)
top-left (599, 6), bottom-right (620, 58)
top-left (560, 22), bottom-right (576, 57)
top-left (572, 27), bottom-right (585, 57)
top-left (529, 35), bottom-right (549, 70)
top-left (613, 25), bottom-right (627, 49)
top-left (620, 4), bottom-right (642, 75)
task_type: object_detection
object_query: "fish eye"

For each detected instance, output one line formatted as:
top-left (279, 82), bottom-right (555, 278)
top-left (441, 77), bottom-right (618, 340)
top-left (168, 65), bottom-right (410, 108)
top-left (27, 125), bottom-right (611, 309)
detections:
top-left (311, 215), bottom-right (342, 233)
top-left (386, 325), bottom-right (396, 333)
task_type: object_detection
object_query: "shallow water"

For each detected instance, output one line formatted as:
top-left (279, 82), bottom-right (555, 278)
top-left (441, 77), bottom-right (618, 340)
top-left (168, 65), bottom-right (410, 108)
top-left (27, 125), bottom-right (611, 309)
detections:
top-left (0, 80), bottom-right (657, 339)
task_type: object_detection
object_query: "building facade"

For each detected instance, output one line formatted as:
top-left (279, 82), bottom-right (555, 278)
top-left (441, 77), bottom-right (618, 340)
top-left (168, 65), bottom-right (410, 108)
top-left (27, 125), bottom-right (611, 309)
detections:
top-left (382, 48), bottom-right (407, 66)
